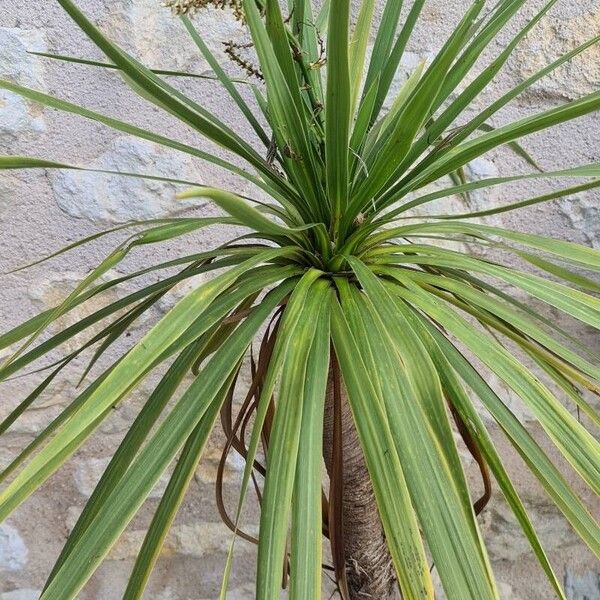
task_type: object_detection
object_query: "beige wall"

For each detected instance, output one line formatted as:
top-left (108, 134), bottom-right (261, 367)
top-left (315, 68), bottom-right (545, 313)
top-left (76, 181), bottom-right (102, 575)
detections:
top-left (0, 1), bottom-right (599, 598)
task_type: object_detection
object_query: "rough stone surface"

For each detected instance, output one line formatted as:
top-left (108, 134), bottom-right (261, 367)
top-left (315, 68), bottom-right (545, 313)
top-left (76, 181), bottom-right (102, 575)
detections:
top-left (1, 0), bottom-right (599, 598)
top-left (72, 457), bottom-right (171, 499)
top-left (0, 27), bottom-right (46, 88)
top-left (64, 505), bottom-right (256, 561)
top-left (564, 571), bottom-right (600, 600)
top-left (50, 137), bottom-right (204, 223)
top-left (483, 496), bottom-right (578, 562)
top-left (0, 591), bottom-right (42, 600)
top-left (496, 582), bottom-right (522, 600)
top-left (0, 27), bottom-right (47, 139)
top-left (0, 524), bottom-right (28, 572)
top-left (0, 178), bottom-right (9, 219)
top-left (0, 91), bottom-right (46, 140)
top-left (559, 191), bottom-right (600, 249)
top-left (103, 0), bottom-right (249, 71)
top-left (513, 7), bottom-right (600, 100)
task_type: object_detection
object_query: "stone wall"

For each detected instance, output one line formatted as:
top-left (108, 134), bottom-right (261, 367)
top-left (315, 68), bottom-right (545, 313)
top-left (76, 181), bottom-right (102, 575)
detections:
top-left (0, 1), bottom-right (599, 598)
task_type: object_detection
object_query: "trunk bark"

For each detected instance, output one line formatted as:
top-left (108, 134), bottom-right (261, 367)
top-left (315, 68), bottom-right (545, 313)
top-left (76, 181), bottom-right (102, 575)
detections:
top-left (323, 365), bottom-right (397, 599)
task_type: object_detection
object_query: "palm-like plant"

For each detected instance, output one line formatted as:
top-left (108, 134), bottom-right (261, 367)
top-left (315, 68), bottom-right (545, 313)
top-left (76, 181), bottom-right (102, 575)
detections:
top-left (1, 0), bottom-right (599, 598)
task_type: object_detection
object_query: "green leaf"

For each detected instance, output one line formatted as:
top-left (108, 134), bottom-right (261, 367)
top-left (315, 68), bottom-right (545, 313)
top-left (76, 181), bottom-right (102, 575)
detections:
top-left (379, 32), bottom-right (600, 208)
top-left (438, 179), bottom-right (600, 220)
top-left (348, 1), bottom-right (485, 225)
top-left (256, 278), bottom-right (330, 599)
top-left (382, 0), bottom-right (553, 193)
top-left (367, 244), bottom-right (600, 328)
top-left (406, 32), bottom-right (600, 191)
top-left (242, 0), bottom-right (324, 213)
top-left (371, 0), bottom-right (426, 122)
top-left (325, 0), bottom-right (352, 233)
top-left (516, 251), bottom-right (600, 294)
top-left (0, 80), bottom-right (288, 201)
top-left (404, 310), bottom-right (566, 599)
top-left (346, 260), bottom-right (498, 599)
top-left (434, 267), bottom-right (600, 365)
top-left (0, 364), bottom-right (66, 436)
top-left (383, 163), bottom-right (600, 218)
top-left (0, 220), bottom-right (242, 377)
top-left (177, 186), bottom-right (307, 242)
top-left (43, 341), bottom-right (205, 589)
top-left (290, 303), bottom-right (330, 599)
top-left (381, 271), bottom-right (600, 497)
top-left (295, 0), bottom-right (325, 104)
top-left (528, 352), bottom-right (600, 429)
top-left (0, 251), bottom-right (296, 520)
top-left (0, 254), bottom-right (246, 378)
top-left (2, 247), bottom-right (129, 370)
top-left (364, 62), bottom-right (425, 158)
top-left (427, 326), bottom-right (600, 558)
top-left (219, 267), bottom-right (324, 598)
top-left (348, 0), bottom-right (375, 114)
top-left (415, 90), bottom-right (600, 189)
top-left (264, 0), bottom-right (305, 114)
top-left (1, 264), bottom-right (298, 489)
top-left (315, 0), bottom-right (331, 32)
top-left (40, 279), bottom-right (294, 600)
top-left (349, 74), bottom-right (380, 167)
top-left (396, 269), bottom-right (600, 383)
top-left (331, 293), bottom-right (434, 599)
top-left (55, 0), bottom-right (277, 182)
top-left (434, 0), bottom-right (547, 118)
top-left (0, 154), bottom-right (218, 191)
top-left (180, 17), bottom-right (271, 146)
top-left (377, 221), bottom-right (600, 270)
top-left (28, 50), bottom-right (246, 81)
top-left (360, 0), bottom-right (406, 99)
top-left (40, 280), bottom-right (278, 590)
top-left (123, 370), bottom-right (238, 600)
top-left (478, 123), bottom-right (543, 171)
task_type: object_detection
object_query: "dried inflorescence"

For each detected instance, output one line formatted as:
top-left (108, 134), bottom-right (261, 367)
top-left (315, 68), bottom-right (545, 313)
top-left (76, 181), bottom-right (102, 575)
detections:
top-left (164, 0), bottom-right (325, 73)
top-left (223, 40), bottom-right (263, 80)
top-left (162, 0), bottom-right (264, 78)
top-left (163, 0), bottom-right (244, 22)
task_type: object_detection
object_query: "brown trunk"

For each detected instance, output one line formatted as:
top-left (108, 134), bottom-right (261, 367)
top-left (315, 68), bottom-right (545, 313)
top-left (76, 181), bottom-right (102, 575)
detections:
top-left (323, 365), bottom-right (397, 599)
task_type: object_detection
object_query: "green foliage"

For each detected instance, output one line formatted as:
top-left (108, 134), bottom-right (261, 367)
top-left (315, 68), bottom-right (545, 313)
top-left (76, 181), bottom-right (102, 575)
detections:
top-left (0, 1), bottom-right (599, 598)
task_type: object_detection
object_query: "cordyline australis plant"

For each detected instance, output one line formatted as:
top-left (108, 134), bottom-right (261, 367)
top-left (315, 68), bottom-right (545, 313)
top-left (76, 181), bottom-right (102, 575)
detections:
top-left (0, 0), bottom-right (599, 598)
